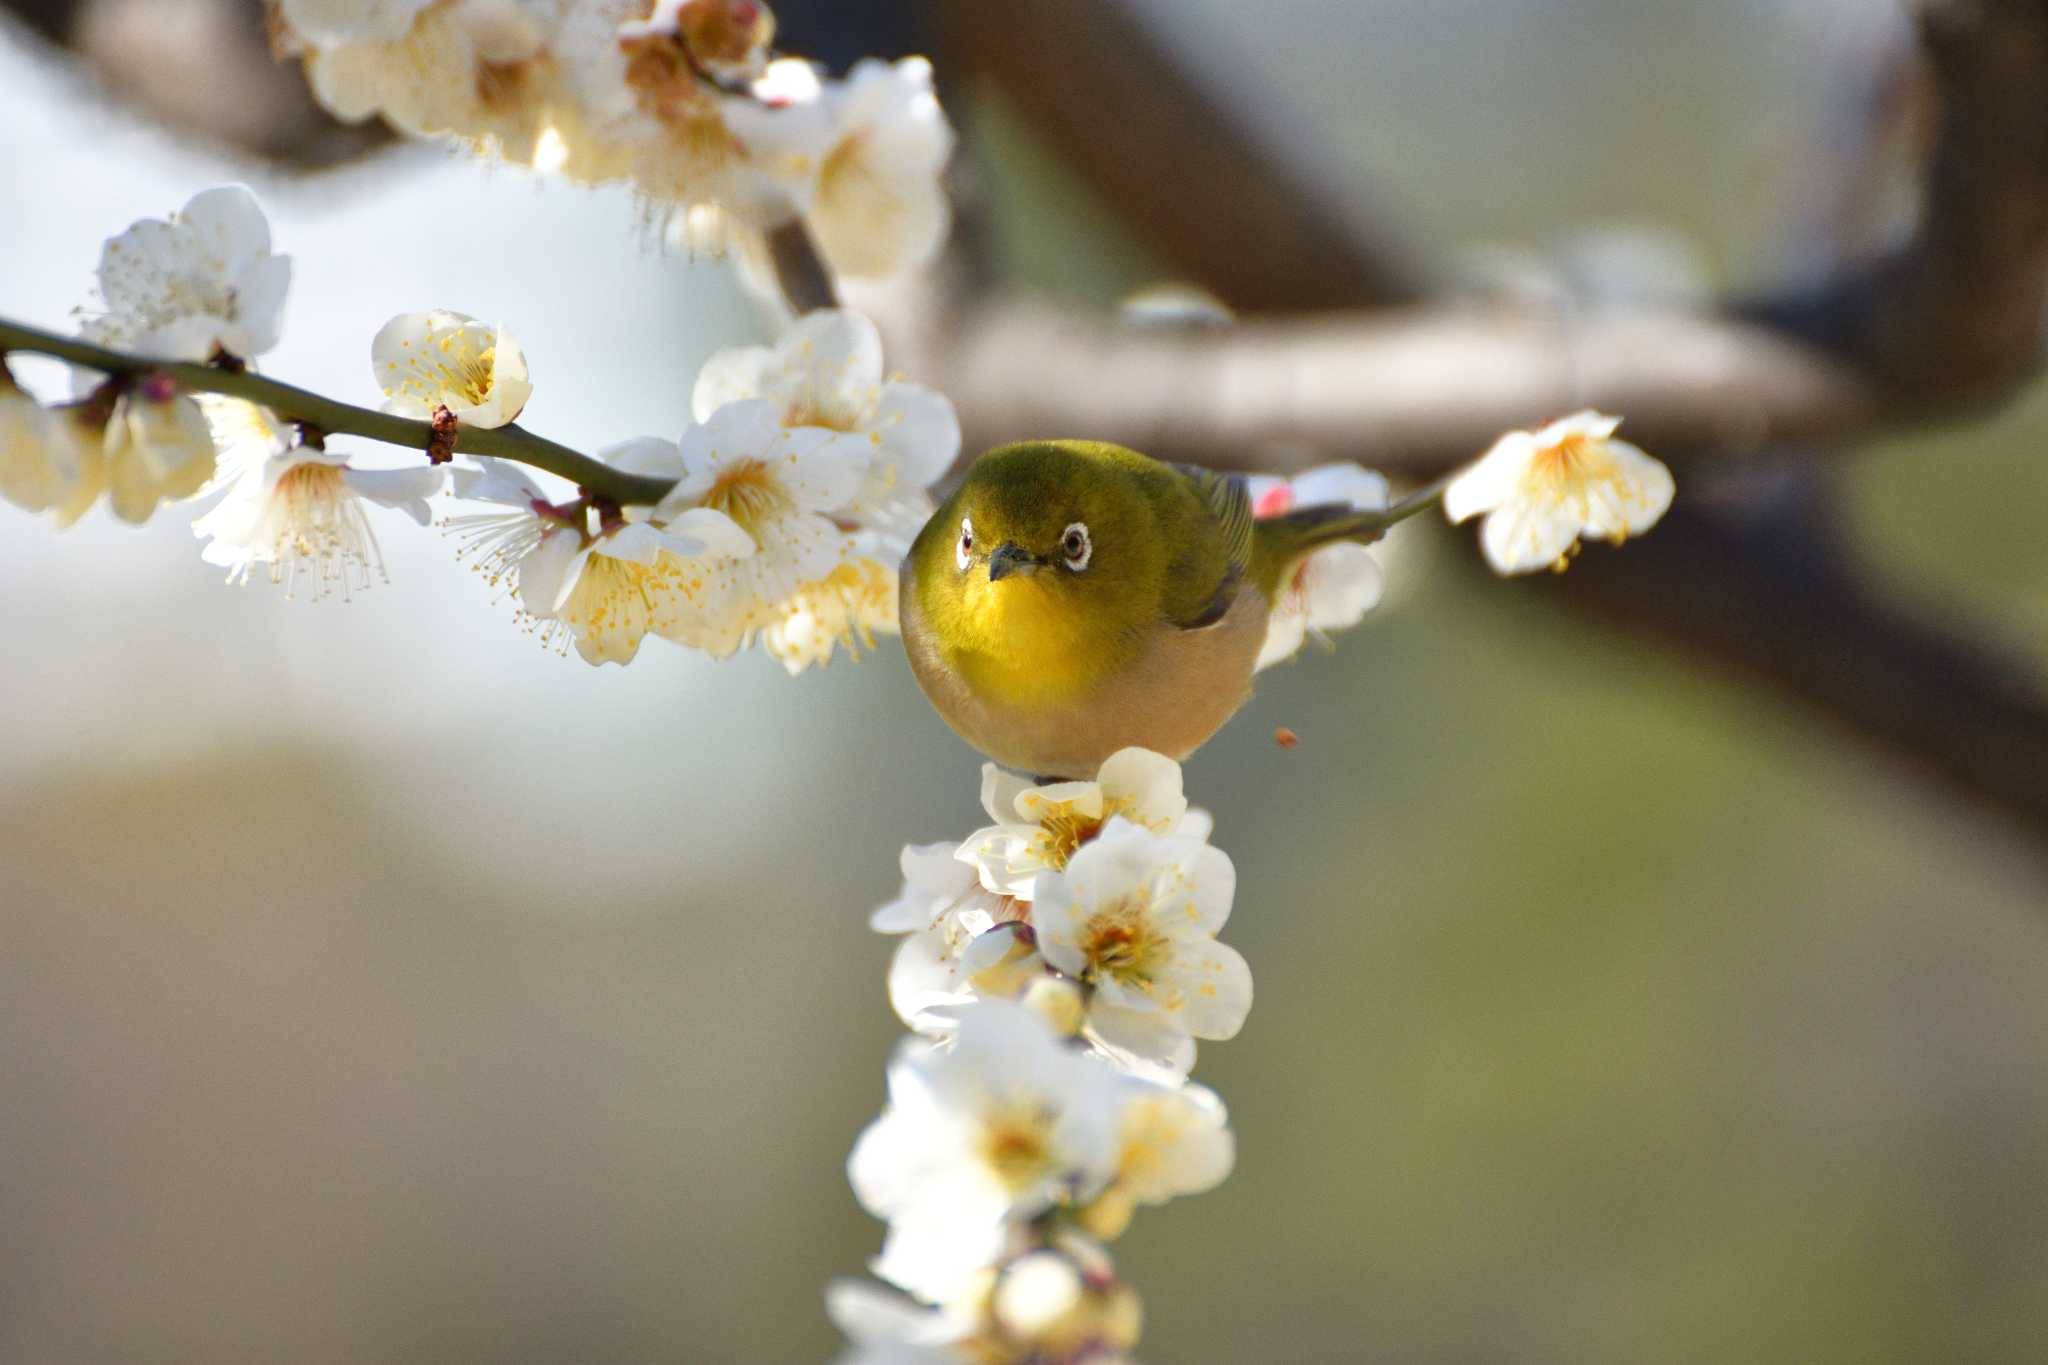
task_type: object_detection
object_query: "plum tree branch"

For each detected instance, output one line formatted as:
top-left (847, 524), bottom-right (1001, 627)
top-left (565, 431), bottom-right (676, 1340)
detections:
top-left (0, 316), bottom-right (677, 506)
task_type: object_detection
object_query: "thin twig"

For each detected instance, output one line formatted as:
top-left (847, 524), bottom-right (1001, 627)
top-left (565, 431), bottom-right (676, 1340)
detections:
top-left (0, 317), bottom-right (678, 506)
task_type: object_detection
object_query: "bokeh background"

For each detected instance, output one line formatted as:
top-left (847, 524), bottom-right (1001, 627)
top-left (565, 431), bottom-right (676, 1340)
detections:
top-left (3, 2), bottom-right (2047, 1361)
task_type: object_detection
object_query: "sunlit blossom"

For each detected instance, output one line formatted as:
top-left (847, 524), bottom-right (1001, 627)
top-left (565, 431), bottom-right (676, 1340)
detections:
top-left (100, 384), bottom-right (218, 524)
top-left (0, 370), bottom-right (91, 518)
top-left (1034, 820), bottom-right (1251, 1079)
top-left (692, 308), bottom-right (959, 542)
top-left (959, 748), bottom-right (1202, 902)
top-left (1444, 410), bottom-right (1675, 574)
top-left (80, 185), bottom-right (291, 364)
top-left (372, 309), bottom-right (532, 429)
top-left (849, 1001), bottom-right (1125, 1306)
top-left (192, 430), bottom-right (444, 598)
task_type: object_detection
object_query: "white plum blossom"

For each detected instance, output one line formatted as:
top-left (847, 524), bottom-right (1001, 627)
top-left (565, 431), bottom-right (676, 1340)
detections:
top-left (653, 396), bottom-right (867, 655)
top-left (0, 370), bottom-right (91, 518)
top-left (373, 310), bottom-right (533, 429)
top-left (101, 382), bottom-right (219, 524)
top-left (872, 842), bottom-right (1033, 1037)
top-left (724, 57), bottom-right (955, 279)
top-left (447, 449), bottom-right (752, 663)
top-left (1080, 1081), bottom-right (1235, 1239)
top-left (1249, 463), bottom-right (1390, 669)
top-left (849, 1001), bottom-right (1125, 1306)
top-left (1444, 410), bottom-right (1675, 575)
top-left (191, 416), bottom-right (444, 598)
top-left (81, 185), bottom-right (292, 364)
top-left (692, 309), bottom-right (959, 542)
top-left (1034, 820), bottom-right (1251, 1079)
top-left (960, 748), bottom-right (1203, 901)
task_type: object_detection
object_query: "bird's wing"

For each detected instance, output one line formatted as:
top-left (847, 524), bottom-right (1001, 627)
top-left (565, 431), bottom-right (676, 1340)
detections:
top-left (1165, 463), bottom-right (1254, 630)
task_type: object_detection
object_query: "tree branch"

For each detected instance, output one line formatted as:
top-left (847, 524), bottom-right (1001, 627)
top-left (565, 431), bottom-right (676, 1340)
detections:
top-left (908, 0), bottom-right (2048, 843)
top-left (0, 317), bottom-right (677, 506)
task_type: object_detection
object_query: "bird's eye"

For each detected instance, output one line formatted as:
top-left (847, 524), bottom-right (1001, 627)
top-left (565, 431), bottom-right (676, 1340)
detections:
top-left (956, 517), bottom-right (974, 572)
top-left (1060, 522), bottom-right (1092, 572)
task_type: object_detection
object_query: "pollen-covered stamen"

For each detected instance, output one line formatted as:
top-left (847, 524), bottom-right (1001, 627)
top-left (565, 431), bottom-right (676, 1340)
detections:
top-left (232, 462), bottom-right (387, 601)
top-left (1033, 807), bottom-right (1105, 872)
top-left (1077, 892), bottom-right (1169, 986)
top-left (445, 497), bottom-right (583, 597)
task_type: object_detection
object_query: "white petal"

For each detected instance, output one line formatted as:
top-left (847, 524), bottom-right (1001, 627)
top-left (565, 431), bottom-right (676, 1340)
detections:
top-left (661, 506), bottom-right (755, 559)
top-left (1479, 499), bottom-right (1582, 575)
top-left (225, 253), bottom-right (293, 358)
top-left (517, 528), bottom-right (586, 615)
top-left (341, 463), bottom-right (444, 523)
top-left (599, 435), bottom-right (683, 479)
top-left (1442, 431), bottom-right (1535, 523)
top-left (449, 455), bottom-right (545, 507)
top-left (869, 382), bottom-right (961, 491)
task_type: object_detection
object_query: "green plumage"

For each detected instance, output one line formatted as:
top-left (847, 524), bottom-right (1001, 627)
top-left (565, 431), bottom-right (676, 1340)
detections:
top-left (901, 438), bottom-right (1386, 776)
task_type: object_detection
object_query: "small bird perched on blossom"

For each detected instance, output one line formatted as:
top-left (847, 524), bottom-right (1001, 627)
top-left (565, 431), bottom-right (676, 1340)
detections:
top-left (901, 440), bottom-right (1397, 779)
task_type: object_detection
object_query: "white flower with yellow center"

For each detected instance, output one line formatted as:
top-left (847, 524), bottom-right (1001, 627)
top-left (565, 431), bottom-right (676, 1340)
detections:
top-left (723, 57), bottom-right (954, 280)
top-left (101, 381), bottom-right (219, 524)
top-left (653, 396), bottom-right (868, 655)
top-left (448, 449), bottom-right (752, 664)
top-left (1078, 1081), bottom-right (1235, 1240)
top-left (960, 748), bottom-right (1206, 902)
top-left (692, 309), bottom-right (960, 543)
top-left (372, 309), bottom-right (533, 429)
top-left (192, 420), bottom-right (444, 599)
top-left (80, 185), bottom-right (292, 365)
top-left (1444, 410), bottom-right (1675, 575)
top-left (1033, 820), bottom-right (1251, 1079)
top-left (849, 1000), bottom-right (1123, 1307)
top-left (872, 842), bottom-right (1038, 1037)
top-left (1248, 464), bottom-right (1389, 670)
top-left (0, 368), bottom-right (91, 518)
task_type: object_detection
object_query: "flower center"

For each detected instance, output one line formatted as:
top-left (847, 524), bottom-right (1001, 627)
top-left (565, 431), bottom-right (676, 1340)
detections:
top-left (699, 458), bottom-right (793, 535)
top-left (1034, 808), bottom-right (1105, 871)
top-left (1080, 893), bottom-right (1166, 985)
top-left (977, 1104), bottom-right (1057, 1194)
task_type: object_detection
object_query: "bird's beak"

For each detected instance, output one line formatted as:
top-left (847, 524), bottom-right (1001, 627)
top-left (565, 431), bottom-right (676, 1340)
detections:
top-left (987, 542), bottom-right (1039, 581)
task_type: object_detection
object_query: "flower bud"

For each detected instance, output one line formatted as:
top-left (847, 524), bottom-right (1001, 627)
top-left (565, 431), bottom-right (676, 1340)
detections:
top-left (992, 1250), bottom-right (1087, 1345)
top-left (1021, 974), bottom-right (1086, 1037)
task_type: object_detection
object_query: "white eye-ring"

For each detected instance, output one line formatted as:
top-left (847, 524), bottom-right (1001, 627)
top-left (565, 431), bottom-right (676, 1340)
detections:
top-left (1060, 521), bottom-right (1092, 571)
top-left (956, 516), bottom-right (974, 572)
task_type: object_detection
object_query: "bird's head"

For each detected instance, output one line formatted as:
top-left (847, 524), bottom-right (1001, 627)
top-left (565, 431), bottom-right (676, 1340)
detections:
top-left (908, 440), bottom-right (1171, 669)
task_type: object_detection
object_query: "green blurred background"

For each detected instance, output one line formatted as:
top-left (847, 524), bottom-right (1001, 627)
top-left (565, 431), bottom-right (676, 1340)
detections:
top-left (2, 2), bottom-right (2045, 1362)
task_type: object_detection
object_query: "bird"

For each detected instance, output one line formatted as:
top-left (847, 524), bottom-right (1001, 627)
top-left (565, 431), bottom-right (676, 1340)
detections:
top-left (900, 439), bottom-right (1392, 780)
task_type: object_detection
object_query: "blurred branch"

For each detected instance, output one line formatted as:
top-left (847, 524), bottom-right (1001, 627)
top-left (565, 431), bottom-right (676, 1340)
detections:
top-left (1565, 469), bottom-right (2048, 838)
top-left (931, 0), bottom-right (1419, 312)
top-left (902, 0), bottom-right (2048, 841)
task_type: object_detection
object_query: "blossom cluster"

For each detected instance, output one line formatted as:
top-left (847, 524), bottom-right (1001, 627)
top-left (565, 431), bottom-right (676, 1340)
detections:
top-left (438, 303), bottom-right (958, 666)
top-left (270, 0), bottom-right (955, 280)
top-left (2, 186), bottom-right (957, 664)
top-left (838, 748), bottom-right (1245, 1361)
